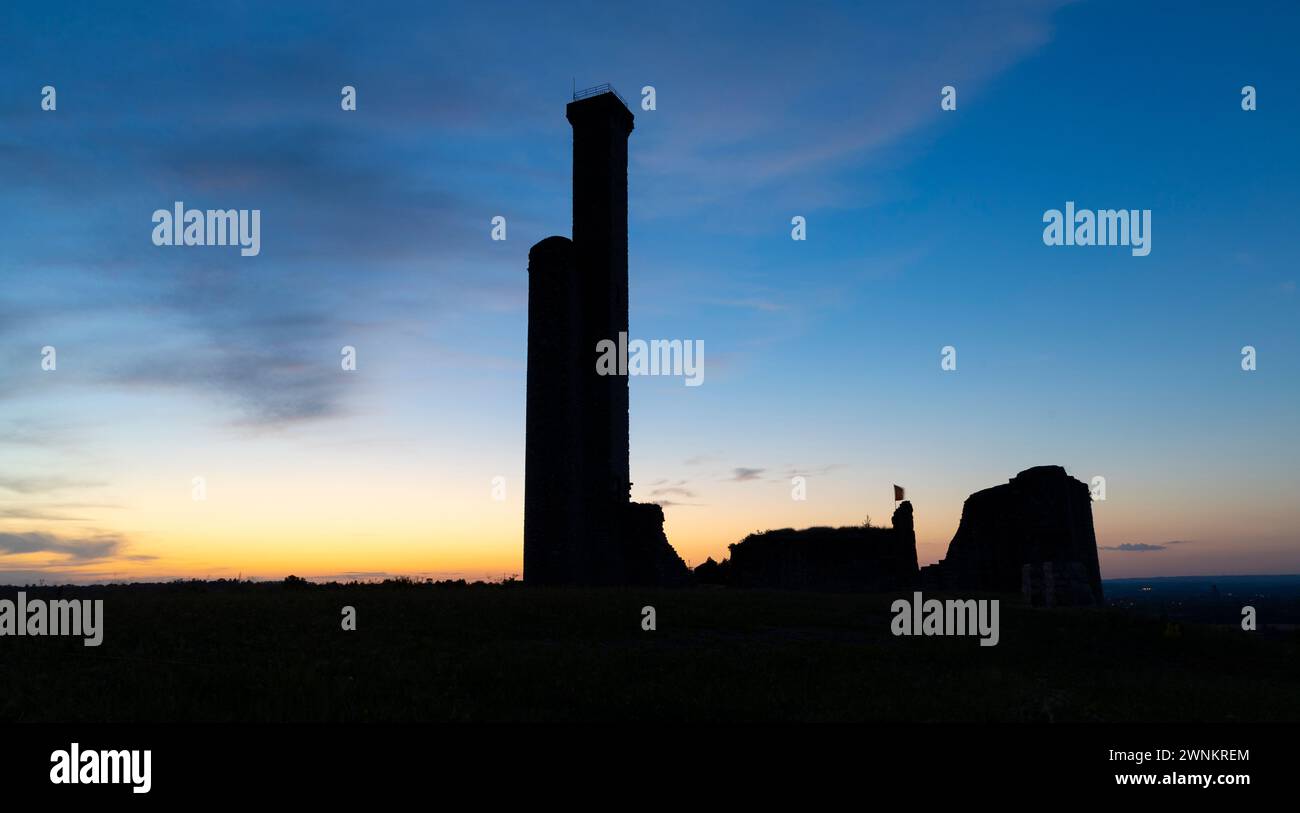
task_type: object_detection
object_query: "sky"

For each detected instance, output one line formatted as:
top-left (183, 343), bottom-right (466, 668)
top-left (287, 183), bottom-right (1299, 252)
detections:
top-left (1, 0), bottom-right (1297, 583)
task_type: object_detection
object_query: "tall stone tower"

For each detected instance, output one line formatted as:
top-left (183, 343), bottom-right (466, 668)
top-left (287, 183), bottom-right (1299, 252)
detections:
top-left (524, 87), bottom-right (688, 587)
top-left (524, 235), bottom-right (582, 584)
top-left (570, 89), bottom-right (634, 506)
top-left (525, 87), bottom-right (632, 586)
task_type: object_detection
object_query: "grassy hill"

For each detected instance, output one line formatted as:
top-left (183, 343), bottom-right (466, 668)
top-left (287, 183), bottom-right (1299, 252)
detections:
top-left (3, 581), bottom-right (1298, 722)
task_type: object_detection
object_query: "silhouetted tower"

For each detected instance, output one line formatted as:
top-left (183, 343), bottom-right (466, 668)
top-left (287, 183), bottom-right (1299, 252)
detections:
top-left (524, 236), bottom-right (581, 583)
top-left (524, 86), bottom-right (635, 585)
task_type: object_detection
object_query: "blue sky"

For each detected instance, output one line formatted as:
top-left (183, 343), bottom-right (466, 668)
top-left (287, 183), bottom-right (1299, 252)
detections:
top-left (1, 0), bottom-right (1298, 582)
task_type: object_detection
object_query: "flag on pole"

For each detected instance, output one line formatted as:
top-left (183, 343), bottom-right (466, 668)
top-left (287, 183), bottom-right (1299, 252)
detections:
top-left (893, 484), bottom-right (905, 501)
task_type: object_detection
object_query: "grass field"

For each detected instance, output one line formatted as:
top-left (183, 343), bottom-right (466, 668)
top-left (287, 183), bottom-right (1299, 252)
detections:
top-left (3, 581), bottom-right (1298, 722)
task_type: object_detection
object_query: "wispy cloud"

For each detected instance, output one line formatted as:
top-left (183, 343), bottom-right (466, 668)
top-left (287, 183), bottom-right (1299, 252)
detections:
top-left (0, 476), bottom-right (105, 495)
top-left (1100, 541), bottom-right (1192, 553)
top-left (782, 463), bottom-right (846, 479)
top-left (650, 485), bottom-right (696, 499)
top-left (0, 508), bottom-right (91, 522)
top-left (0, 531), bottom-right (132, 561)
top-left (707, 298), bottom-right (787, 313)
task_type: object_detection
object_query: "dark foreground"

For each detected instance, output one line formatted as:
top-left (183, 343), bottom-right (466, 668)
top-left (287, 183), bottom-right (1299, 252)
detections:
top-left (3, 581), bottom-right (1298, 722)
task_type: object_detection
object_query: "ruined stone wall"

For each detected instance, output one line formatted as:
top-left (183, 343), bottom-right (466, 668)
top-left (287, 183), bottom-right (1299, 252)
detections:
top-left (719, 501), bottom-right (919, 592)
top-left (622, 502), bottom-right (690, 586)
top-left (932, 466), bottom-right (1103, 605)
top-left (1021, 561), bottom-right (1096, 607)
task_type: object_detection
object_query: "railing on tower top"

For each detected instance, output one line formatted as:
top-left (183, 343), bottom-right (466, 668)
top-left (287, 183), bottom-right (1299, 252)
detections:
top-left (572, 83), bottom-right (628, 107)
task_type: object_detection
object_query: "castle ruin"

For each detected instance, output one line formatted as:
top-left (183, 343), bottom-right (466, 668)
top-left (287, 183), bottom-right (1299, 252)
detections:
top-left (523, 86), bottom-right (688, 586)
